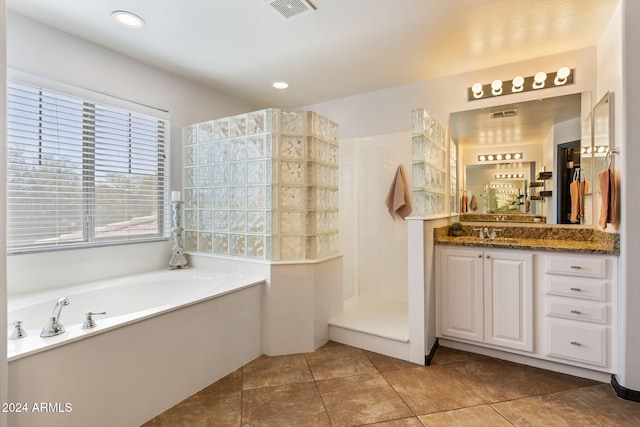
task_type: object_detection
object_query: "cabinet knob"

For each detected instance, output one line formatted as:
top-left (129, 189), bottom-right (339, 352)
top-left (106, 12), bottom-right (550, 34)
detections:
top-left (478, 254), bottom-right (482, 258)
top-left (570, 341), bottom-right (582, 346)
top-left (486, 255), bottom-right (491, 259)
top-left (570, 310), bottom-right (582, 315)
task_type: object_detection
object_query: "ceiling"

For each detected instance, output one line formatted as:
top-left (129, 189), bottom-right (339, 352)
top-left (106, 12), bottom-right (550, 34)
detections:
top-left (7, 0), bottom-right (619, 109)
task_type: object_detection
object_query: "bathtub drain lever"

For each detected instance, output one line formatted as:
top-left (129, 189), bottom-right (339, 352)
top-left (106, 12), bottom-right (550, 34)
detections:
top-left (82, 311), bottom-right (107, 329)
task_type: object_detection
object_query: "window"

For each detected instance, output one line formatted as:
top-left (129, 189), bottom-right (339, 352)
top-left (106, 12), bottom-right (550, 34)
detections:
top-left (7, 80), bottom-right (169, 252)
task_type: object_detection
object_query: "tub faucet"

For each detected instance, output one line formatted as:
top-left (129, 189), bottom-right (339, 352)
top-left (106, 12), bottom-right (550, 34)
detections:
top-left (40, 297), bottom-right (69, 338)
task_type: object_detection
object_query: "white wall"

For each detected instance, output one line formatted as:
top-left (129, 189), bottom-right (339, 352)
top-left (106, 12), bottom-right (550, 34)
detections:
top-left (304, 48), bottom-right (597, 139)
top-left (619, 0), bottom-right (640, 392)
top-left (1, 2), bottom-right (8, 426)
top-left (5, 13), bottom-right (258, 294)
top-left (339, 131), bottom-right (412, 303)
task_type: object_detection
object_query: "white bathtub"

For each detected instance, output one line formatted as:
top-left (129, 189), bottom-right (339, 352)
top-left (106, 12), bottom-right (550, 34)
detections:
top-left (7, 268), bottom-right (265, 427)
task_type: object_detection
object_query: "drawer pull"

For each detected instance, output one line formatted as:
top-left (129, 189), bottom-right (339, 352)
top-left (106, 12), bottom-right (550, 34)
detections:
top-left (570, 287), bottom-right (582, 291)
top-left (570, 265), bottom-right (583, 269)
top-left (570, 341), bottom-right (582, 346)
top-left (570, 310), bottom-right (582, 314)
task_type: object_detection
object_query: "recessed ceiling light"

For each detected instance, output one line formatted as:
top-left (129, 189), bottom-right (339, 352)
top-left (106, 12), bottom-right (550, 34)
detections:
top-left (112, 10), bottom-right (146, 29)
top-left (273, 81), bottom-right (289, 89)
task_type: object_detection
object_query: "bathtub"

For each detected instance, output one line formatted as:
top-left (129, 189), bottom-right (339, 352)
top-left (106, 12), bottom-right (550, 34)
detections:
top-left (7, 268), bottom-right (265, 427)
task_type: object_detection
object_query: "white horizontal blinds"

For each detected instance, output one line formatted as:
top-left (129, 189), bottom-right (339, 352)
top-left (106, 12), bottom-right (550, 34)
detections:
top-left (6, 80), bottom-right (168, 251)
top-left (7, 81), bottom-right (85, 248)
top-left (92, 104), bottom-right (166, 241)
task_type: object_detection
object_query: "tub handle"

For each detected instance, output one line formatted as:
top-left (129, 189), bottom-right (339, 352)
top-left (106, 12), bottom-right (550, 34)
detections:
top-left (8, 321), bottom-right (28, 340)
top-left (81, 312), bottom-right (107, 330)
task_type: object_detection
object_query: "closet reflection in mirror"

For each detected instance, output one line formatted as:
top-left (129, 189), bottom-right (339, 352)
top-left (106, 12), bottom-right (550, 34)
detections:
top-left (451, 92), bottom-right (589, 224)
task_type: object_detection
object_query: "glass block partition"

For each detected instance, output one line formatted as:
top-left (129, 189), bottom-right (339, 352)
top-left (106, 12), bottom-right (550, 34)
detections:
top-left (411, 109), bottom-right (448, 216)
top-left (182, 109), bottom-right (339, 261)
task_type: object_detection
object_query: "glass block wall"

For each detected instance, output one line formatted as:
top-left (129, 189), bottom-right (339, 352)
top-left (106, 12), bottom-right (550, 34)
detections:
top-left (411, 109), bottom-right (447, 216)
top-left (181, 109), bottom-right (339, 261)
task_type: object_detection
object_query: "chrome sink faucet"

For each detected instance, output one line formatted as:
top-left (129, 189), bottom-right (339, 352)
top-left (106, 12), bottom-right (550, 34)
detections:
top-left (473, 227), bottom-right (488, 238)
top-left (40, 297), bottom-right (69, 338)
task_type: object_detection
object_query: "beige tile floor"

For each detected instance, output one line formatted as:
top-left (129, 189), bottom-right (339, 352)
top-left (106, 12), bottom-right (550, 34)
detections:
top-left (142, 342), bottom-right (640, 426)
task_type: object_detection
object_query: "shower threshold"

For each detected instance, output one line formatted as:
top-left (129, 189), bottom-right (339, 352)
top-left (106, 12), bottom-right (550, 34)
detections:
top-left (329, 296), bottom-right (409, 342)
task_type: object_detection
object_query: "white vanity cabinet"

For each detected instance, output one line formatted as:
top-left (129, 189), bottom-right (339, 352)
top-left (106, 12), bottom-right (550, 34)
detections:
top-left (543, 253), bottom-right (616, 370)
top-left (436, 246), bottom-right (533, 352)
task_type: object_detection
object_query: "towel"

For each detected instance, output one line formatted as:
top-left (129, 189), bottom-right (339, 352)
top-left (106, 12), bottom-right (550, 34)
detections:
top-left (570, 180), bottom-right (580, 223)
top-left (461, 194), bottom-right (468, 213)
top-left (469, 194), bottom-right (478, 211)
top-left (525, 199), bottom-right (530, 213)
top-left (598, 168), bottom-right (616, 229)
top-left (385, 165), bottom-right (412, 219)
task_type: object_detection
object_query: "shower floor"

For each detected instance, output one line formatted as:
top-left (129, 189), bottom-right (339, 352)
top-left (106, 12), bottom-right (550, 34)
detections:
top-left (329, 296), bottom-right (409, 342)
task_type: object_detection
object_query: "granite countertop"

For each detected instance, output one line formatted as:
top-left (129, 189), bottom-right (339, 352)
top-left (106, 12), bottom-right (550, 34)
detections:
top-left (435, 223), bottom-right (620, 255)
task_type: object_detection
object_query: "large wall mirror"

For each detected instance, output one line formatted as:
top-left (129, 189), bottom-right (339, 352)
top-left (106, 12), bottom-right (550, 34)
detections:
top-left (450, 92), bottom-right (591, 224)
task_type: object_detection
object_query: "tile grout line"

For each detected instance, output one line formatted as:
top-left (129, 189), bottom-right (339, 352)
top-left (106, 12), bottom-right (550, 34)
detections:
top-left (303, 351), bottom-right (336, 427)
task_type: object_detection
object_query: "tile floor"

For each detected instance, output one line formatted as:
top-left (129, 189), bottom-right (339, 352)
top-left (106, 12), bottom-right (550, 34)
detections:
top-left (142, 342), bottom-right (640, 426)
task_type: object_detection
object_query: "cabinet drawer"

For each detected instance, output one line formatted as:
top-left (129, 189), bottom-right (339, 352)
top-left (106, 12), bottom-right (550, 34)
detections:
top-left (545, 255), bottom-right (606, 278)
top-left (547, 321), bottom-right (607, 367)
top-left (547, 300), bottom-right (608, 324)
top-left (546, 276), bottom-right (607, 302)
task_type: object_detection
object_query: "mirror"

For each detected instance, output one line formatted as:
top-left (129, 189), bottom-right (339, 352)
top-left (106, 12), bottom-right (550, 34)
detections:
top-left (450, 92), bottom-right (589, 223)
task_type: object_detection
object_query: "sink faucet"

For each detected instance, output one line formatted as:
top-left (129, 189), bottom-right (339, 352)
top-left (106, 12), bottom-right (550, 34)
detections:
top-left (40, 297), bottom-right (69, 338)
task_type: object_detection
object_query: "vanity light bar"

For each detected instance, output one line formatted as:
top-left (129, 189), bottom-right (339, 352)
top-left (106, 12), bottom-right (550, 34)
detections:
top-left (478, 152), bottom-right (522, 162)
top-left (494, 173), bottom-right (525, 179)
top-left (468, 68), bottom-right (574, 101)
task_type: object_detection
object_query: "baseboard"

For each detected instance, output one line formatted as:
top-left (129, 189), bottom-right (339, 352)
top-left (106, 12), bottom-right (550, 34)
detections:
top-left (425, 338), bottom-right (440, 366)
top-left (611, 375), bottom-right (640, 403)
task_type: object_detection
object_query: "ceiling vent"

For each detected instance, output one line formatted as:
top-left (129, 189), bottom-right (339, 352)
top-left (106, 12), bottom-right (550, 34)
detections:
top-left (264, 0), bottom-right (316, 20)
top-left (490, 109), bottom-right (518, 119)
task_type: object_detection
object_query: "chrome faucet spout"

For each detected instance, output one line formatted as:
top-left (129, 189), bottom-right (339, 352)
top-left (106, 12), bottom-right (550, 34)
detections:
top-left (41, 297), bottom-right (70, 338)
top-left (51, 297), bottom-right (69, 321)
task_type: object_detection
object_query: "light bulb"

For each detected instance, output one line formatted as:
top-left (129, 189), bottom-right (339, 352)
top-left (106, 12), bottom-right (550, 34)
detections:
top-left (491, 79), bottom-right (503, 95)
top-left (472, 83), bottom-right (484, 98)
top-left (533, 72), bottom-right (547, 89)
top-left (512, 76), bottom-right (524, 92)
top-left (555, 67), bottom-right (571, 85)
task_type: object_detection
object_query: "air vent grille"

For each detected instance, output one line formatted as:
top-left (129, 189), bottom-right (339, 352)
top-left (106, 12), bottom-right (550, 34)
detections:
top-left (265, 0), bottom-right (316, 20)
top-left (490, 109), bottom-right (518, 119)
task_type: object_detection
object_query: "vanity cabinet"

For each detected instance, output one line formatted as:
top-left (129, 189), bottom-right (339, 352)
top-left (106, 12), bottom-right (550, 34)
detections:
top-left (436, 247), bottom-right (533, 352)
top-left (544, 253), bottom-right (615, 370)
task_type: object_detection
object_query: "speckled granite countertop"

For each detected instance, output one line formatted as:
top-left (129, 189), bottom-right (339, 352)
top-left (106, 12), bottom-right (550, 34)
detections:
top-left (435, 223), bottom-right (619, 255)
top-left (459, 213), bottom-right (546, 223)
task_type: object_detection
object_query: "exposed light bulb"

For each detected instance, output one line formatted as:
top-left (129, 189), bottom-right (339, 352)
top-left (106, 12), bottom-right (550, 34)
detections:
top-left (496, 154), bottom-right (503, 160)
top-left (479, 155), bottom-right (486, 161)
top-left (512, 76), bottom-right (524, 92)
top-left (555, 67), bottom-right (571, 85)
top-left (472, 83), bottom-right (484, 98)
top-left (491, 79), bottom-right (503, 95)
top-left (533, 72), bottom-right (547, 89)
top-left (505, 153), bottom-right (512, 160)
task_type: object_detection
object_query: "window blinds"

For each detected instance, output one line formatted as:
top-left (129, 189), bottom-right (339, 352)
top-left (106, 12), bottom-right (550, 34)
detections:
top-left (7, 80), bottom-right (169, 251)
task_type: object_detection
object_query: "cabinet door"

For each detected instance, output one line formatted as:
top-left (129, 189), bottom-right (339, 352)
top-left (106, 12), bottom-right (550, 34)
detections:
top-left (438, 247), bottom-right (484, 342)
top-left (484, 251), bottom-right (534, 352)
